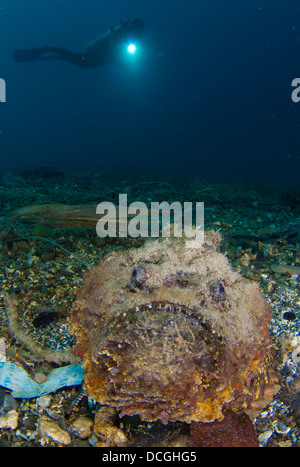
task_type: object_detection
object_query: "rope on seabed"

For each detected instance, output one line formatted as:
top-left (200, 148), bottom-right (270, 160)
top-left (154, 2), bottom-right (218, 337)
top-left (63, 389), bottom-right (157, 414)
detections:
top-left (3, 292), bottom-right (80, 364)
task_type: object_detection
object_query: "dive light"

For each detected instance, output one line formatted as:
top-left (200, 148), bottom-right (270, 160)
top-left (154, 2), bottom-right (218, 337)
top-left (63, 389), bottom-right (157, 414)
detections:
top-left (127, 43), bottom-right (137, 55)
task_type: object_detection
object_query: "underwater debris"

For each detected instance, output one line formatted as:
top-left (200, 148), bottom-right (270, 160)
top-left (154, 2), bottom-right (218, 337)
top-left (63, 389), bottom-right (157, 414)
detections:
top-left (270, 264), bottom-right (300, 275)
top-left (71, 230), bottom-right (280, 425)
top-left (4, 293), bottom-right (79, 364)
top-left (0, 409), bottom-right (18, 430)
top-left (9, 202), bottom-right (135, 231)
top-left (9, 203), bottom-right (100, 229)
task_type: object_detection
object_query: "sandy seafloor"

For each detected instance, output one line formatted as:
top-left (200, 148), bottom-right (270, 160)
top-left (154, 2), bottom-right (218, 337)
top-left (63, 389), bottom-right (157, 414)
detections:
top-left (0, 169), bottom-right (299, 447)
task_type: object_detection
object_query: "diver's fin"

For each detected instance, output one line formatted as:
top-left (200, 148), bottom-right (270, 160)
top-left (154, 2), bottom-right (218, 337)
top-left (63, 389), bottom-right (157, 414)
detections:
top-left (13, 47), bottom-right (50, 62)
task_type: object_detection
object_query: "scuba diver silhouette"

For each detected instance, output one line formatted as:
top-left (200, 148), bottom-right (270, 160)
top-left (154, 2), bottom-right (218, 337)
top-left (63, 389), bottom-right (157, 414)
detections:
top-left (13, 19), bottom-right (145, 68)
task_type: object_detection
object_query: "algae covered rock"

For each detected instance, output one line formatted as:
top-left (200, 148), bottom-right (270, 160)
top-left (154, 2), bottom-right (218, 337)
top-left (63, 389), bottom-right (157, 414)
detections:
top-left (70, 231), bottom-right (280, 424)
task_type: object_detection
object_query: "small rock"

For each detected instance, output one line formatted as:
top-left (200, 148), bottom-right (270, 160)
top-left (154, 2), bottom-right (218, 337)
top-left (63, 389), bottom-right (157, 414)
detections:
top-left (3, 394), bottom-right (19, 412)
top-left (240, 257), bottom-right (250, 267)
top-left (260, 274), bottom-right (269, 280)
top-left (23, 413), bottom-right (38, 431)
top-left (278, 440), bottom-right (293, 447)
top-left (94, 407), bottom-right (127, 446)
top-left (258, 430), bottom-right (273, 446)
top-left (36, 395), bottom-right (52, 409)
top-left (38, 419), bottom-right (71, 445)
top-left (72, 416), bottom-right (93, 439)
top-left (94, 424), bottom-right (127, 446)
top-left (88, 434), bottom-right (99, 447)
top-left (34, 373), bottom-right (47, 384)
top-left (0, 410), bottom-right (18, 430)
top-left (0, 338), bottom-right (6, 361)
top-left (272, 420), bottom-right (291, 435)
top-left (15, 429), bottom-right (28, 440)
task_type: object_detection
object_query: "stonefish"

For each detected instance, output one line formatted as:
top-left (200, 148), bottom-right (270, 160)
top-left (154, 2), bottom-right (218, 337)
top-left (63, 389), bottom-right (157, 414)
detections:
top-left (71, 231), bottom-right (279, 428)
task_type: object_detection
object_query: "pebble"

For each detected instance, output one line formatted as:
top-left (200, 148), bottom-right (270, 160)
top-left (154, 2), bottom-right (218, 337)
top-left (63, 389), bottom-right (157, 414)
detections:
top-left (94, 407), bottom-right (127, 446)
top-left (258, 430), bottom-right (273, 446)
top-left (34, 373), bottom-right (47, 385)
top-left (0, 338), bottom-right (6, 361)
top-left (278, 440), bottom-right (293, 447)
top-left (72, 416), bottom-right (93, 439)
top-left (36, 395), bottom-right (52, 409)
top-left (3, 394), bottom-right (19, 412)
top-left (260, 274), bottom-right (269, 279)
top-left (0, 410), bottom-right (18, 430)
top-left (38, 419), bottom-right (71, 445)
top-left (271, 264), bottom-right (300, 275)
top-left (272, 420), bottom-right (291, 435)
top-left (88, 434), bottom-right (99, 447)
top-left (239, 257), bottom-right (250, 267)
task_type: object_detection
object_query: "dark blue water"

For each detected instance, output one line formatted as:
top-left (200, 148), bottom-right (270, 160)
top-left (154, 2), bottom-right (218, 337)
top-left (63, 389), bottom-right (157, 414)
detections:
top-left (1, 0), bottom-right (300, 186)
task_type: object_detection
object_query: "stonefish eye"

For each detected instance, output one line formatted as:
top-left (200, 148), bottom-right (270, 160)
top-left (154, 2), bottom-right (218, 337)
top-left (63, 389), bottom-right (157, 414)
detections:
top-left (127, 264), bottom-right (148, 291)
top-left (210, 280), bottom-right (226, 303)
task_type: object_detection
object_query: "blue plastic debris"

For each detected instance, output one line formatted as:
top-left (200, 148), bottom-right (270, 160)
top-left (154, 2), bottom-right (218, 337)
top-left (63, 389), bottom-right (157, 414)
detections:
top-left (0, 362), bottom-right (83, 398)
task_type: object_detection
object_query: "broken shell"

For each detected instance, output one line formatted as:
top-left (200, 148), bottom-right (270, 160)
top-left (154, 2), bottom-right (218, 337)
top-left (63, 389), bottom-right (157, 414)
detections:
top-left (272, 420), bottom-right (291, 435)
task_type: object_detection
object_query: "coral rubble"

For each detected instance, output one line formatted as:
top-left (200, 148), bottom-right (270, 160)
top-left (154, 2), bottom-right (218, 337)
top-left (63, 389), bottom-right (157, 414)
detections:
top-left (71, 231), bottom-right (280, 424)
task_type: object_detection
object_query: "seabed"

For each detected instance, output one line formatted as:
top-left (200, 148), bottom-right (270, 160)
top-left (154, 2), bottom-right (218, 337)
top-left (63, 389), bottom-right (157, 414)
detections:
top-left (0, 170), bottom-right (299, 447)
